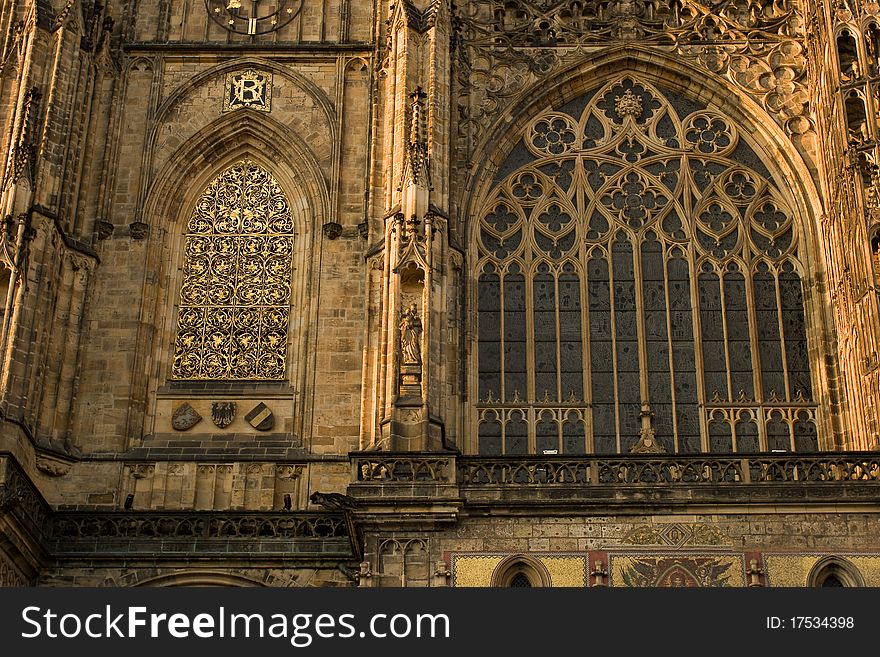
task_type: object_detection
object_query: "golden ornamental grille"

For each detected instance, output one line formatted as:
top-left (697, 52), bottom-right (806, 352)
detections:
top-left (171, 160), bottom-right (294, 380)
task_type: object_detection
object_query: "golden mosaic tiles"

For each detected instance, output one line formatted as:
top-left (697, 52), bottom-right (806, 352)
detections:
top-left (764, 555), bottom-right (880, 587)
top-left (451, 554), bottom-right (587, 587)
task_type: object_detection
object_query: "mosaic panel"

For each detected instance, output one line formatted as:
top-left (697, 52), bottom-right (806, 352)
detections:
top-left (540, 556), bottom-right (588, 587)
top-left (451, 555), bottom-right (504, 587)
top-left (610, 553), bottom-right (746, 587)
top-left (620, 523), bottom-right (731, 548)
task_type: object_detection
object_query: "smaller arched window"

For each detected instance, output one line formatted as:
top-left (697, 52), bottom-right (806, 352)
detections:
top-left (171, 160), bottom-right (294, 380)
top-left (491, 555), bottom-right (551, 587)
top-left (808, 557), bottom-right (864, 587)
top-left (866, 22), bottom-right (880, 75)
top-left (844, 90), bottom-right (869, 144)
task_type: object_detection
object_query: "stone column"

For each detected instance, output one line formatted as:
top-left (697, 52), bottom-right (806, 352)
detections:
top-left (372, 0), bottom-right (456, 452)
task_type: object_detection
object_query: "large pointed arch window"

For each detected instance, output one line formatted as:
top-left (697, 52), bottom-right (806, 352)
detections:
top-left (171, 160), bottom-right (294, 380)
top-left (474, 77), bottom-right (818, 454)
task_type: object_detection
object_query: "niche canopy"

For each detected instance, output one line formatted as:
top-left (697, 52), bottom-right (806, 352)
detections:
top-left (206, 0), bottom-right (304, 35)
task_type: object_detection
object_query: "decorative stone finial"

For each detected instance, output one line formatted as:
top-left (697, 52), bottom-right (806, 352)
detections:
top-left (615, 89), bottom-right (643, 120)
top-left (630, 402), bottom-right (666, 454)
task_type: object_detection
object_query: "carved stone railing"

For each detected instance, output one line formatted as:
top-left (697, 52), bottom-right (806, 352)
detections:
top-left (746, 456), bottom-right (880, 483)
top-left (459, 459), bottom-right (591, 485)
top-left (2, 453), bottom-right (354, 558)
top-left (52, 512), bottom-right (348, 540)
top-left (595, 457), bottom-right (744, 484)
top-left (352, 454), bottom-right (453, 483)
top-left (49, 511), bottom-right (354, 558)
top-left (348, 452), bottom-right (880, 486)
top-left (457, 453), bottom-right (880, 486)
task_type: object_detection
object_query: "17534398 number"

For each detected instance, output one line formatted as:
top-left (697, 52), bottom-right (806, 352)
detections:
top-left (767, 617), bottom-right (855, 629)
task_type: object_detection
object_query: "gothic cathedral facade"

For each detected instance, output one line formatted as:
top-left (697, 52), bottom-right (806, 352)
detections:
top-left (0, 0), bottom-right (879, 588)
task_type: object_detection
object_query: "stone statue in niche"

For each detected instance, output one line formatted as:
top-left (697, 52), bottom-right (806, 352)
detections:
top-left (399, 303), bottom-right (423, 365)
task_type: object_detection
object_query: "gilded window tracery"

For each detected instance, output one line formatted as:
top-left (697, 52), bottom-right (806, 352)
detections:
top-left (475, 76), bottom-right (817, 455)
top-left (171, 160), bottom-right (293, 380)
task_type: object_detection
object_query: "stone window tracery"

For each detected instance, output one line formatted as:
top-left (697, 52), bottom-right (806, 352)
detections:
top-left (474, 77), bottom-right (817, 455)
top-left (171, 160), bottom-right (294, 380)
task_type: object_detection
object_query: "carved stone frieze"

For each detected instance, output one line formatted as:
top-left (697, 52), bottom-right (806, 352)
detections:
top-left (0, 554), bottom-right (25, 586)
top-left (35, 455), bottom-right (72, 478)
top-left (275, 464), bottom-right (304, 480)
top-left (52, 512), bottom-right (349, 540)
top-left (128, 464), bottom-right (155, 480)
top-left (0, 457), bottom-right (53, 540)
top-left (454, 0), bottom-right (811, 160)
top-left (621, 522), bottom-right (731, 546)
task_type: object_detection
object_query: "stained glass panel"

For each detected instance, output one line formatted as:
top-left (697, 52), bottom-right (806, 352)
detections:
top-left (474, 76), bottom-right (818, 454)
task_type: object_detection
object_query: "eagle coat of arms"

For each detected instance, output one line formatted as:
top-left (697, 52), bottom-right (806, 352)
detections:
top-left (211, 402), bottom-right (237, 429)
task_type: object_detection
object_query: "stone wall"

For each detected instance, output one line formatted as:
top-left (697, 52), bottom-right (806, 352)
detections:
top-left (0, 0), bottom-right (879, 589)
top-left (360, 513), bottom-right (880, 587)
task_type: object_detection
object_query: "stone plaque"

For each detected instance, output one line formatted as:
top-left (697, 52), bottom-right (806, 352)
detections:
top-left (223, 70), bottom-right (272, 113)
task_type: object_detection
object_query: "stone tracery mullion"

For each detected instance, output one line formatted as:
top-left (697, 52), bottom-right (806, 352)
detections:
top-left (684, 244), bottom-right (711, 452)
top-left (631, 231), bottom-right (650, 442)
top-left (741, 261), bottom-right (766, 443)
top-left (666, 242), bottom-right (698, 451)
top-left (773, 265), bottom-right (792, 403)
